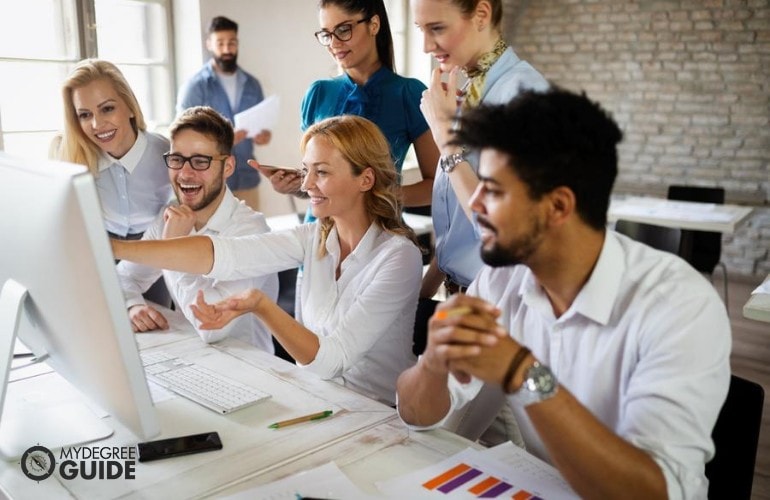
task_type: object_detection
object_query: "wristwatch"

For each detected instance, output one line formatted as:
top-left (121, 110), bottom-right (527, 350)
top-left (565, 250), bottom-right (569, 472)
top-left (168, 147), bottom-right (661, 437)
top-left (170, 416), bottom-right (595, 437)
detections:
top-left (511, 361), bottom-right (558, 407)
top-left (439, 151), bottom-right (466, 174)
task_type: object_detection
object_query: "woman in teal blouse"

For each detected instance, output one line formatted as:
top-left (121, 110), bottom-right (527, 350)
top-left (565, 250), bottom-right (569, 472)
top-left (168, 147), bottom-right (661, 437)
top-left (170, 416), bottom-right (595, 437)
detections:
top-left (261, 0), bottom-right (439, 209)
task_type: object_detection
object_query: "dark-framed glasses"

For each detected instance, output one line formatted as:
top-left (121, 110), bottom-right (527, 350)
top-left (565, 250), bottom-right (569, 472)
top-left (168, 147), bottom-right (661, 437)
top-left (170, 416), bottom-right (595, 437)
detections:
top-left (314, 17), bottom-right (370, 46)
top-left (163, 152), bottom-right (228, 171)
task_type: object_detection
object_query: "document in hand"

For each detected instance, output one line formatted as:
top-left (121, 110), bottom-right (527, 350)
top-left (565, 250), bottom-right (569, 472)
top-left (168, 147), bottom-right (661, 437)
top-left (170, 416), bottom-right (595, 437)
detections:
top-left (234, 95), bottom-right (280, 138)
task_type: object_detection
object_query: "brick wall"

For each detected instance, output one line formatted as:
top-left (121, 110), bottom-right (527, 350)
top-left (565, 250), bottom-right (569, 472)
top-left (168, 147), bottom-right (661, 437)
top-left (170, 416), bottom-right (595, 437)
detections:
top-left (502, 0), bottom-right (769, 278)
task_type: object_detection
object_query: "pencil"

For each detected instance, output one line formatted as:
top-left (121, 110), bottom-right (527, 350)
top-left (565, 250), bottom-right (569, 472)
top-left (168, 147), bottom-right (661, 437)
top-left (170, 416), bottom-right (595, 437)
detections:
top-left (268, 410), bottom-right (333, 429)
top-left (434, 306), bottom-right (472, 320)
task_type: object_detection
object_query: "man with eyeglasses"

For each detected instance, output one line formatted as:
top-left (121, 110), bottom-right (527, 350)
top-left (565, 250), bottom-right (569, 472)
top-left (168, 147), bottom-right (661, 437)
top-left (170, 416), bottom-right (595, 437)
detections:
top-left (116, 106), bottom-right (278, 352)
top-left (176, 15), bottom-right (271, 213)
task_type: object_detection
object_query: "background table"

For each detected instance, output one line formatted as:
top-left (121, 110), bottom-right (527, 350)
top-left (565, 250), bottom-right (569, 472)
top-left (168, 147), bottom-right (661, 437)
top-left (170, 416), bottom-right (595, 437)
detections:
top-left (743, 274), bottom-right (770, 323)
top-left (608, 196), bottom-right (753, 233)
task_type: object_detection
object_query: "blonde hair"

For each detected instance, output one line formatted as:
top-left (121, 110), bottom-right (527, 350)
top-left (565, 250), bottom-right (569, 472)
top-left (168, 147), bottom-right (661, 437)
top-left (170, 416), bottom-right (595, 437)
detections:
top-left (300, 115), bottom-right (420, 258)
top-left (56, 59), bottom-right (146, 175)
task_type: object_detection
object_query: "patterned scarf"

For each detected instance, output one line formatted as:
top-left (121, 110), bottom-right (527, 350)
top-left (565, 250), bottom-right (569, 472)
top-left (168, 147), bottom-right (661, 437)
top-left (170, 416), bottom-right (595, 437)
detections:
top-left (462, 37), bottom-right (509, 108)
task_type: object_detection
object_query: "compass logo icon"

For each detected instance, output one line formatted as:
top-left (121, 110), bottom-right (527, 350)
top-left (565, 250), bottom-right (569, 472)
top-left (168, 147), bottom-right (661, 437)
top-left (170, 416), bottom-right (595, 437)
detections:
top-left (20, 445), bottom-right (56, 482)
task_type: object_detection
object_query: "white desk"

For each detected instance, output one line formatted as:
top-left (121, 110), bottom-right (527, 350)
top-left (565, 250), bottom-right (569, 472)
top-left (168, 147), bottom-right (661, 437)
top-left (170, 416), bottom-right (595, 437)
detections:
top-left (267, 212), bottom-right (434, 237)
top-left (0, 309), bottom-right (474, 499)
top-left (743, 274), bottom-right (770, 323)
top-left (608, 196), bottom-right (753, 234)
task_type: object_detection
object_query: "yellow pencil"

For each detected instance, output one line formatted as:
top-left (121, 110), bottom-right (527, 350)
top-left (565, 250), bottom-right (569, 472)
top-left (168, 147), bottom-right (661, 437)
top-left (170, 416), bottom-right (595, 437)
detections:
top-left (268, 410), bottom-right (333, 429)
top-left (434, 306), bottom-right (472, 320)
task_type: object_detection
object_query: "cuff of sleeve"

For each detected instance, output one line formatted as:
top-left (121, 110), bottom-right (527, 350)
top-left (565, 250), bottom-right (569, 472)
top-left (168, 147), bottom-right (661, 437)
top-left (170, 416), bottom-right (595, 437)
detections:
top-left (205, 235), bottom-right (226, 278)
top-left (125, 296), bottom-right (146, 310)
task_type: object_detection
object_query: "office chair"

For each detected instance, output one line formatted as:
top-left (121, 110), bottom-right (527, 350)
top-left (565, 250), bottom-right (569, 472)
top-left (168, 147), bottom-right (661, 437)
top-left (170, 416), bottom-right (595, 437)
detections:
top-left (706, 374), bottom-right (765, 499)
top-left (667, 185), bottom-right (728, 308)
top-left (614, 220), bottom-right (682, 254)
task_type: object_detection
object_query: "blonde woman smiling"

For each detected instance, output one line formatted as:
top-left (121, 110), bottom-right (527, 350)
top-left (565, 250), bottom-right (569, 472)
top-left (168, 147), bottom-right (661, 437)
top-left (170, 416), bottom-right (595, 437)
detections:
top-left (112, 115), bottom-right (422, 405)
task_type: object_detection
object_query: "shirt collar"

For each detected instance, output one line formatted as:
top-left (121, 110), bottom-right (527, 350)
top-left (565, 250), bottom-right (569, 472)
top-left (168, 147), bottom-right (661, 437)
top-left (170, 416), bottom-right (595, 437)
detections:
top-left (97, 130), bottom-right (148, 174)
top-left (568, 231), bottom-right (624, 325)
top-left (517, 231), bottom-right (622, 326)
top-left (195, 189), bottom-right (240, 235)
top-left (324, 222), bottom-right (382, 268)
top-left (482, 47), bottom-right (519, 101)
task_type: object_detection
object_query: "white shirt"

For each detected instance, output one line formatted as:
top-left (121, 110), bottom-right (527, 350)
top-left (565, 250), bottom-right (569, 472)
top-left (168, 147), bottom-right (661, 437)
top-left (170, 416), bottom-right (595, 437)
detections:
top-left (116, 190), bottom-right (278, 352)
top-left (208, 222), bottom-right (422, 405)
top-left (96, 131), bottom-right (173, 236)
top-left (403, 231), bottom-right (731, 500)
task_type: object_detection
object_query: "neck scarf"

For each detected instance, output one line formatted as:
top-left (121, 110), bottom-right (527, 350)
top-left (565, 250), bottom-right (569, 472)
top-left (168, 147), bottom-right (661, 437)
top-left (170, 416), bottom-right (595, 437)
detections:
top-left (462, 37), bottom-right (508, 108)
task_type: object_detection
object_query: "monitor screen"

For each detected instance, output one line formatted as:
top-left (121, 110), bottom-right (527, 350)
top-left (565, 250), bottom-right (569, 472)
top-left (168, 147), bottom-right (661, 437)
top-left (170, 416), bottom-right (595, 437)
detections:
top-left (0, 152), bottom-right (160, 459)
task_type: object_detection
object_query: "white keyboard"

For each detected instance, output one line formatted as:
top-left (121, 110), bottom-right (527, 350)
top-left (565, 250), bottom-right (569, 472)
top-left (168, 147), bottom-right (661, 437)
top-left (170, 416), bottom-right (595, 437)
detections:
top-left (141, 351), bottom-right (271, 414)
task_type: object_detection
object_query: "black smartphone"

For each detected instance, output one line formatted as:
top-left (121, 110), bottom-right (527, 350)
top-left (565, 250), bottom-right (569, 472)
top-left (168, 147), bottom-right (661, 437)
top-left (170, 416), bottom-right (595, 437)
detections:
top-left (136, 431), bottom-right (223, 463)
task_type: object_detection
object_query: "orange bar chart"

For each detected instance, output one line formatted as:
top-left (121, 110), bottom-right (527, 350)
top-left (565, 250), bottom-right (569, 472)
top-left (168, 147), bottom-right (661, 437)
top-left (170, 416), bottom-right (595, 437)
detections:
top-left (422, 462), bottom-right (544, 499)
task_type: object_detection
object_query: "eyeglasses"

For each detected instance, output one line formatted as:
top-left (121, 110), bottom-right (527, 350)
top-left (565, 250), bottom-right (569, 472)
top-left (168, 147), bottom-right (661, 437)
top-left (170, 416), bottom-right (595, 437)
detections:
top-left (163, 153), bottom-right (228, 171)
top-left (314, 18), bottom-right (370, 46)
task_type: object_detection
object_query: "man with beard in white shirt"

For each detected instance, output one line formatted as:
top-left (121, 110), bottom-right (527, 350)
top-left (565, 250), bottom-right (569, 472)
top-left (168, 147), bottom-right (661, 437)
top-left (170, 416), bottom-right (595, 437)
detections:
top-left (396, 87), bottom-right (730, 500)
top-left (116, 106), bottom-right (278, 352)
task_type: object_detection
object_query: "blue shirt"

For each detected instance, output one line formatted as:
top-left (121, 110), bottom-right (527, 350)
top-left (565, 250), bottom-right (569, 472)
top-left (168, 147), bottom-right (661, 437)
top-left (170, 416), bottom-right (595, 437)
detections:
top-left (301, 66), bottom-right (429, 172)
top-left (432, 48), bottom-right (549, 286)
top-left (176, 60), bottom-right (265, 190)
top-left (301, 66), bottom-right (430, 223)
top-left (96, 131), bottom-right (173, 237)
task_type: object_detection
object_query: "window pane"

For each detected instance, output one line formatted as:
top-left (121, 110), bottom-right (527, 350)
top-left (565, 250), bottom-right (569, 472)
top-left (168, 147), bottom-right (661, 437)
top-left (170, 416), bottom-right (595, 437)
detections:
top-left (95, 0), bottom-right (169, 62)
top-left (0, 0), bottom-right (79, 60)
top-left (118, 64), bottom-right (173, 129)
top-left (0, 61), bottom-right (69, 132)
top-left (1, 131), bottom-right (61, 160)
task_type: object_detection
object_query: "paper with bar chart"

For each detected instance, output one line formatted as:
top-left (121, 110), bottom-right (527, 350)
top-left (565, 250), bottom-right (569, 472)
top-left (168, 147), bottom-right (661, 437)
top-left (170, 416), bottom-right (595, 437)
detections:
top-left (377, 445), bottom-right (578, 499)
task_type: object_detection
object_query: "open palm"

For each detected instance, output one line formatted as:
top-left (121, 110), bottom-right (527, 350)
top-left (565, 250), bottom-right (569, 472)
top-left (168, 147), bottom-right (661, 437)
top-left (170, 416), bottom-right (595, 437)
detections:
top-left (190, 289), bottom-right (263, 330)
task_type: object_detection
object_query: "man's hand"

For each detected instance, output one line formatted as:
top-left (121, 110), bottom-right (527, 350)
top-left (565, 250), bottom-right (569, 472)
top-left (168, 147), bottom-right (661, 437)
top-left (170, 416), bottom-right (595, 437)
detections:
top-left (253, 129), bottom-right (271, 145)
top-left (128, 304), bottom-right (169, 332)
top-left (234, 129), bottom-right (248, 144)
top-left (233, 129), bottom-right (271, 146)
top-left (162, 205), bottom-right (195, 239)
top-left (421, 294), bottom-right (505, 383)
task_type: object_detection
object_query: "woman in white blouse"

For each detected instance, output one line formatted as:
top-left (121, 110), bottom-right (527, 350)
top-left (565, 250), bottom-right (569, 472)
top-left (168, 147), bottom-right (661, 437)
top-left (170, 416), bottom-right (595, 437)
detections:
top-left (112, 115), bottom-right (423, 405)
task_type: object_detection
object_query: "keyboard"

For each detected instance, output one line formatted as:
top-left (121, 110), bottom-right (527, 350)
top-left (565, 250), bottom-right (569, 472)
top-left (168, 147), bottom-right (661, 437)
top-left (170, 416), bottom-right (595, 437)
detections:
top-left (141, 351), bottom-right (271, 414)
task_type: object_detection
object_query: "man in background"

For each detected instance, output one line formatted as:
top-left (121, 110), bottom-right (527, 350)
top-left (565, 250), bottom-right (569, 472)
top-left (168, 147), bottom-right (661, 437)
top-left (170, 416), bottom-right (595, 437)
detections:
top-left (176, 15), bottom-right (271, 211)
top-left (117, 106), bottom-right (278, 352)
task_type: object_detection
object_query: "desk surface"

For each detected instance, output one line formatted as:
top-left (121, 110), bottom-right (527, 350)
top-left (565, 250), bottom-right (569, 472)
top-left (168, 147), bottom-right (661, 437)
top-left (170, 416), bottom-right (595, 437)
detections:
top-left (0, 308), bottom-right (475, 499)
top-left (608, 196), bottom-right (753, 233)
top-left (743, 274), bottom-right (770, 323)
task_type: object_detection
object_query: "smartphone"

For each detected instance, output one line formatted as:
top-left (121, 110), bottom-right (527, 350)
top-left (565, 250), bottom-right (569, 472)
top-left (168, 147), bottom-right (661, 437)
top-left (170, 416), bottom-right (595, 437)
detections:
top-left (136, 431), bottom-right (223, 463)
top-left (259, 164), bottom-right (301, 176)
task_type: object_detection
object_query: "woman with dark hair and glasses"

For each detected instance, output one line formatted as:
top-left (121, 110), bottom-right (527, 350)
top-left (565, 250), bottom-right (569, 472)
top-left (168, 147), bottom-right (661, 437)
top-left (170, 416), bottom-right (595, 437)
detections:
top-left (259, 0), bottom-right (439, 209)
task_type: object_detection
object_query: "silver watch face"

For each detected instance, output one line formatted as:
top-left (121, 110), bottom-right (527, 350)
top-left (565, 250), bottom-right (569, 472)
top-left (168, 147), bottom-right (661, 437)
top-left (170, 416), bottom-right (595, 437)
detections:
top-left (517, 362), bottom-right (557, 405)
top-left (440, 152), bottom-right (464, 173)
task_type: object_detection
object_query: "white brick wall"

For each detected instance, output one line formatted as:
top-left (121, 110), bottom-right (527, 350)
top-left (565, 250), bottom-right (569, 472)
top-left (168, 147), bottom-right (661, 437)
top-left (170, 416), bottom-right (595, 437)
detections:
top-left (503, 0), bottom-right (769, 278)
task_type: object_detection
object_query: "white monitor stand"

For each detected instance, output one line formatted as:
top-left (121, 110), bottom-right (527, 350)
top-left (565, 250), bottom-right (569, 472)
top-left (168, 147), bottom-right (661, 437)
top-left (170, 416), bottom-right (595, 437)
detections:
top-left (0, 279), bottom-right (112, 460)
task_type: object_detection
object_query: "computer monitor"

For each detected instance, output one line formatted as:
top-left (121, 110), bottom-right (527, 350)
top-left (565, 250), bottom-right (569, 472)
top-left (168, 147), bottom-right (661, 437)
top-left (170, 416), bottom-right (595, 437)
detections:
top-left (0, 152), bottom-right (160, 459)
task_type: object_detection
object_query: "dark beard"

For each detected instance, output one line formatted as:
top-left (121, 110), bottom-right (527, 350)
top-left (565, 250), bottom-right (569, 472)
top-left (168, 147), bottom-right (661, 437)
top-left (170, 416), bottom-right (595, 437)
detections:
top-left (479, 216), bottom-right (543, 268)
top-left (215, 54), bottom-right (238, 73)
